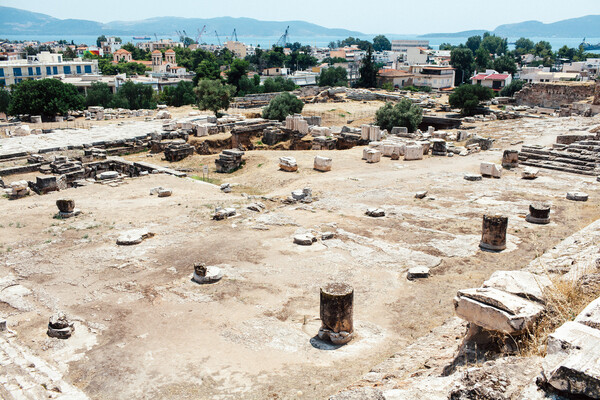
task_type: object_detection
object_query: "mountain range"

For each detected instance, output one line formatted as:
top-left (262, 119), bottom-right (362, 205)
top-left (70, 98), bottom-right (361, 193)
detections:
top-left (421, 15), bottom-right (600, 38)
top-left (0, 6), bottom-right (361, 38)
top-left (1, 6), bottom-right (600, 40)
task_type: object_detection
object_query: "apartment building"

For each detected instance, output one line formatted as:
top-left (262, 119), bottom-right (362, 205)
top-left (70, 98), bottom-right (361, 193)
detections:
top-left (137, 39), bottom-right (184, 52)
top-left (409, 65), bottom-right (455, 89)
top-left (0, 52), bottom-right (99, 87)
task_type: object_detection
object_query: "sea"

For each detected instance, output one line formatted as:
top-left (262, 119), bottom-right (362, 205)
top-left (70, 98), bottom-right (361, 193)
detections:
top-left (2, 33), bottom-right (600, 51)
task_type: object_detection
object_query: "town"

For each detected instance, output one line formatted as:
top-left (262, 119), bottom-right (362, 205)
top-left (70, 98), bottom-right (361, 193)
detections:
top-left (1, 3), bottom-right (600, 400)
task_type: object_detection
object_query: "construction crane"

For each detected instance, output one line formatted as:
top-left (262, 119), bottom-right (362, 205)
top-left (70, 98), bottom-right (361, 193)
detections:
top-left (275, 26), bottom-right (289, 48)
top-left (230, 28), bottom-right (239, 42)
top-left (214, 31), bottom-right (221, 46)
top-left (196, 25), bottom-right (206, 44)
top-left (154, 33), bottom-right (158, 41)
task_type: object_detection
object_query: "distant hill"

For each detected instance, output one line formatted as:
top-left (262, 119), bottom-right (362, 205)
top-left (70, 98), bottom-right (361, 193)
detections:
top-left (420, 15), bottom-right (600, 38)
top-left (0, 6), bottom-right (362, 38)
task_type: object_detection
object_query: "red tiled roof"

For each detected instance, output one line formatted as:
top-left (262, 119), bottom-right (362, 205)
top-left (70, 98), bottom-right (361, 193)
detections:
top-left (114, 48), bottom-right (131, 54)
top-left (378, 69), bottom-right (411, 77)
top-left (472, 73), bottom-right (510, 81)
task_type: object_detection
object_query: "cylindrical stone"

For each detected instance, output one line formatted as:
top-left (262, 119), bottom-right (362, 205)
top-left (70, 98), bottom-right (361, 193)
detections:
top-left (502, 150), bottom-right (519, 168)
top-left (318, 283), bottom-right (354, 345)
top-left (526, 202), bottom-right (551, 224)
top-left (480, 214), bottom-right (508, 251)
top-left (56, 199), bottom-right (75, 213)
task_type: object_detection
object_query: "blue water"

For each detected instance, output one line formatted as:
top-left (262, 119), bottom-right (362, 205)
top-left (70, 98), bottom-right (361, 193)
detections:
top-left (2, 33), bottom-right (599, 50)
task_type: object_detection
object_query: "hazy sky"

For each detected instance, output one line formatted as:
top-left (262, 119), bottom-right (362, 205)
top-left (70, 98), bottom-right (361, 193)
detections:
top-left (3, 0), bottom-right (600, 34)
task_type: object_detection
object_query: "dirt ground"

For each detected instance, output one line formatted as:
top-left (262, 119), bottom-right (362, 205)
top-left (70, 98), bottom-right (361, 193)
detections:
top-left (1, 114), bottom-right (600, 399)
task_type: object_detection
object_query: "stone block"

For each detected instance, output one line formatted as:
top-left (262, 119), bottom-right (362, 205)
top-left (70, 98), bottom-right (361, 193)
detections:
top-left (404, 145), bottom-right (423, 161)
top-left (279, 156), bottom-right (298, 172)
top-left (480, 162), bottom-right (502, 178)
top-left (365, 149), bottom-right (381, 163)
top-left (482, 270), bottom-right (552, 303)
top-left (314, 155), bottom-right (332, 172)
top-left (566, 192), bottom-right (588, 202)
top-left (407, 267), bottom-right (430, 280)
top-left (575, 297), bottom-right (600, 329)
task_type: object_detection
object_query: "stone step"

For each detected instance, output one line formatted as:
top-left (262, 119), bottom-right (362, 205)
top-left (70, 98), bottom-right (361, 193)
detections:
top-left (521, 160), bottom-right (597, 176)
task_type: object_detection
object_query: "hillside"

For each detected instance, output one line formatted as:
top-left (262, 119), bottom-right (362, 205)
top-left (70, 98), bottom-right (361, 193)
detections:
top-left (0, 6), bottom-right (362, 37)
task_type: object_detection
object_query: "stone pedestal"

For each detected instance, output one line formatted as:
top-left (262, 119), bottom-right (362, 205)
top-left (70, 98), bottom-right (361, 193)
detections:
top-left (56, 199), bottom-right (75, 213)
top-left (431, 139), bottom-right (447, 156)
top-left (47, 312), bottom-right (74, 339)
top-left (318, 283), bottom-right (354, 345)
top-left (526, 202), bottom-right (551, 224)
top-left (480, 214), bottom-right (508, 251)
top-left (502, 150), bottom-right (519, 169)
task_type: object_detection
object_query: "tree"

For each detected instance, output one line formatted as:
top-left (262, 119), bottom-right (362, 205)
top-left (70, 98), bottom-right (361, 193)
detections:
top-left (261, 92), bottom-right (303, 121)
top-left (112, 81), bottom-right (156, 109)
top-left (356, 46), bottom-right (377, 88)
top-left (96, 35), bottom-right (107, 47)
top-left (372, 35), bottom-right (391, 52)
top-left (500, 79), bottom-right (525, 97)
top-left (558, 45), bottom-right (576, 61)
top-left (448, 84), bottom-right (494, 116)
top-left (62, 47), bottom-right (77, 60)
top-left (450, 48), bottom-right (475, 86)
top-left (515, 37), bottom-right (534, 56)
top-left (158, 81), bottom-right (196, 107)
top-left (0, 88), bottom-right (10, 115)
top-left (226, 59), bottom-right (249, 92)
top-left (374, 99), bottom-right (423, 132)
top-left (317, 66), bottom-right (348, 87)
top-left (466, 35), bottom-right (482, 53)
top-left (493, 55), bottom-right (517, 75)
top-left (85, 82), bottom-right (114, 108)
top-left (481, 33), bottom-right (507, 55)
top-left (439, 43), bottom-right (455, 51)
top-left (475, 47), bottom-right (492, 71)
top-left (194, 79), bottom-right (236, 117)
top-left (8, 79), bottom-right (84, 120)
top-left (194, 59), bottom-right (221, 85)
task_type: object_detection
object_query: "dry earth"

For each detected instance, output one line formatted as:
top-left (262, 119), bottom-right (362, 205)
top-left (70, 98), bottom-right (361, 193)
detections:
top-left (1, 114), bottom-right (600, 399)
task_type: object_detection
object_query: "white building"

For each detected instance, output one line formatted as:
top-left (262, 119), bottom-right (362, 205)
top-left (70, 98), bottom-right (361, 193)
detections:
top-left (0, 52), bottom-right (99, 87)
top-left (471, 69), bottom-right (512, 92)
top-left (518, 67), bottom-right (580, 83)
top-left (391, 40), bottom-right (429, 52)
top-left (408, 65), bottom-right (455, 89)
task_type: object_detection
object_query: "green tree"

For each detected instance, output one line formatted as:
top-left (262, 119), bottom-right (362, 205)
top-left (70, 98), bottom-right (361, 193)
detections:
top-left (96, 35), bottom-right (106, 47)
top-left (261, 92), bottom-right (303, 121)
top-left (317, 66), bottom-right (348, 87)
top-left (481, 33), bottom-right (508, 55)
top-left (357, 46), bottom-right (377, 88)
top-left (466, 35), bottom-right (482, 53)
top-left (193, 59), bottom-right (221, 85)
top-left (372, 35), bottom-right (391, 52)
top-left (493, 54), bottom-right (517, 75)
top-left (85, 82), bottom-right (114, 108)
top-left (515, 37), bottom-right (534, 56)
top-left (158, 81), bottom-right (196, 107)
top-left (450, 47), bottom-right (475, 85)
top-left (499, 79), bottom-right (525, 97)
top-left (448, 84), bottom-right (494, 116)
top-left (475, 47), bottom-right (492, 71)
top-left (8, 79), bottom-right (84, 120)
top-left (111, 81), bottom-right (156, 109)
top-left (558, 45), bottom-right (576, 61)
top-left (227, 59), bottom-right (250, 92)
top-left (374, 99), bottom-right (423, 132)
top-left (0, 88), bottom-right (10, 114)
top-left (439, 43), bottom-right (455, 51)
top-left (62, 47), bottom-right (77, 60)
top-left (194, 79), bottom-right (236, 117)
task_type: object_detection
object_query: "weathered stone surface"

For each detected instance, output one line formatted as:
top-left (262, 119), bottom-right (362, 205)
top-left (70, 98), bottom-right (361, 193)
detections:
top-left (10, 180), bottom-right (28, 191)
top-left (294, 233), bottom-right (316, 246)
top-left (454, 287), bottom-right (544, 334)
top-left (247, 202), bottom-right (265, 212)
top-left (575, 297), bottom-right (600, 329)
top-left (192, 263), bottom-right (223, 284)
top-left (542, 321), bottom-right (600, 399)
top-left (480, 162), bottom-right (502, 178)
top-left (365, 149), bottom-right (381, 163)
top-left (526, 202), bottom-right (551, 224)
top-left (515, 82), bottom-right (596, 109)
top-left (321, 232), bottom-right (335, 240)
top-left (405, 145), bottom-right (424, 161)
top-left (157, 188), bottom-right (172, 197)
top-left (464, 173), bottom-right (483, 181)
top-left (279, 156), bottom-right (298, 172)
top-left (116, 229), bottom-right (154, 245)
top-left (522, 167), bottom-right (539, 179)
top-left (502, 149), bottom-right (519, 169)
top-left (407, 267), bottom-right (430, 280)
top-left (47, 312), bottom-right (74, 339)
top-left (480, 215), bottom-right (508, 251)
top-left (366, 208), bottom-right (385, 217)
top-left (329, 387), bottom-right (385, 400)
top-left (319, 283), bottom-right (354, 345)
top-left (56, 199), bottom-right (75, 213)
top-left (415, 191), bottom-right (428, 199)
top-left (314, 155), bottom-right (332, 172)
top-left (213, 208), bottom-right (236, 220)
top-left (482, 270), bottom-right (552, 303)
top-left (566, 192), bottom-right (588, 201)
top-left (98, 171), bottom-right (119, 180)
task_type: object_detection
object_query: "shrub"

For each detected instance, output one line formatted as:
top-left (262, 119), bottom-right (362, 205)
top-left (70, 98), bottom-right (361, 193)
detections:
top-left (500, 79), bottom-right (525, 97)
top-left (262, 92), bottom-right (303, 121)
top-left (375, 99), bottom-right (423, 132)
top-left (449, 84), bottom-right (494, 116)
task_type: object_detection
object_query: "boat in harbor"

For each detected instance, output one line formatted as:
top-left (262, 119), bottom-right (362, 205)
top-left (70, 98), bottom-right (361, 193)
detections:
top-left (133, 36), bottom-right (151, 40)
top-left (580, 38), bottom-right (600, 51)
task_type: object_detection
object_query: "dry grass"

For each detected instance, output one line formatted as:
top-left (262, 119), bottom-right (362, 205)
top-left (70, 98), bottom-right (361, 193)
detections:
top-left (516, 276), bottom-right (600, 357)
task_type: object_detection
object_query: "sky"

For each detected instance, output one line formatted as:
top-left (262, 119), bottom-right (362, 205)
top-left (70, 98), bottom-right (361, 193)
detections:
top-left (3, 0), bottom-right (600, 34)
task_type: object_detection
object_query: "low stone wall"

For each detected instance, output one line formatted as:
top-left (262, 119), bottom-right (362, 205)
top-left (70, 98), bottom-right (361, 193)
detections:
top-left (515, 82), bottom-right (596, 109)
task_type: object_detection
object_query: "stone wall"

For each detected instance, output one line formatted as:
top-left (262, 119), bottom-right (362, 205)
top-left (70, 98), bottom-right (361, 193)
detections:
top-left (594, 82), bottom-right (600, 106)
top-left (515, 82), bottom-right (596, 109)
